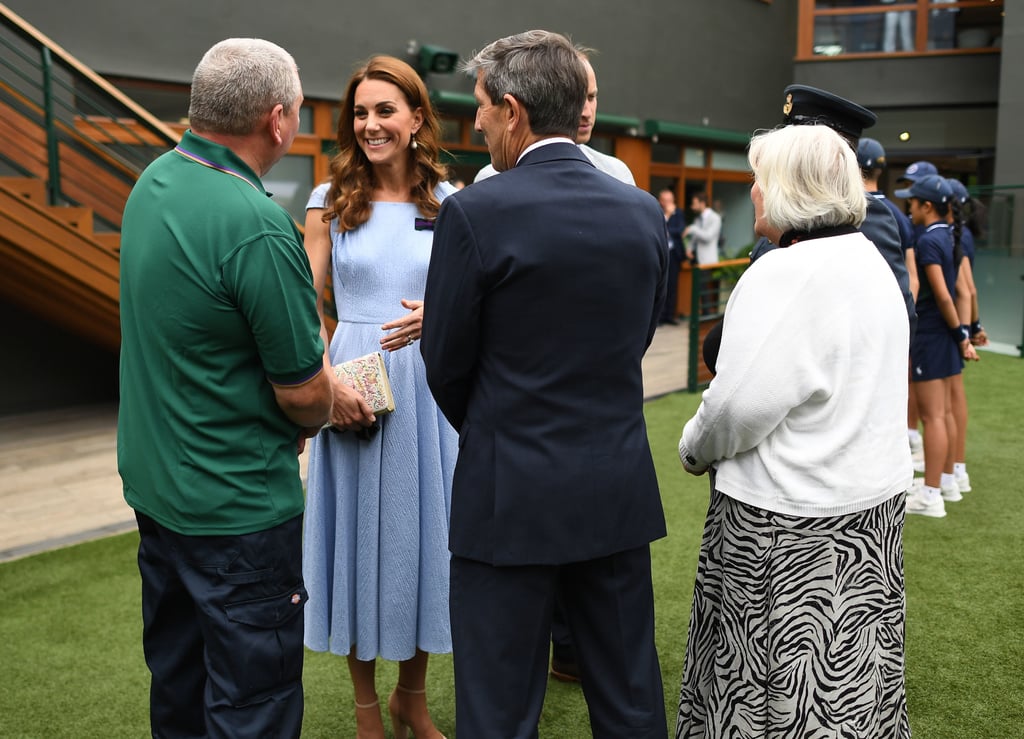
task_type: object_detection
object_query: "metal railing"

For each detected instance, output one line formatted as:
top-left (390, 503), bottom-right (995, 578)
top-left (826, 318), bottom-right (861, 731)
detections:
top-left (681, 188), bottom-right (1024, 371)
top-left (0, 3), bottom-right (178, 227)
top-left (686, 258), bottom-right (749, 392)
top-left (967, 184), bottom-right (1024, 356)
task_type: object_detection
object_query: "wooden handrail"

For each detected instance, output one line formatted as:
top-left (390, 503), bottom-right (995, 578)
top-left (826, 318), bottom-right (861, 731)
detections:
top-left (0, 2), bottom-right (179, 146)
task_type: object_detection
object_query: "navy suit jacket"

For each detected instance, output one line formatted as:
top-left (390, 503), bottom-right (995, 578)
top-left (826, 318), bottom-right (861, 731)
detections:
top-left (421, 142), bottom-right (668, 566)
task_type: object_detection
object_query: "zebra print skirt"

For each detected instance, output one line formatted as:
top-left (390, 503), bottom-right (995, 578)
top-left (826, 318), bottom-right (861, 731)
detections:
top-left (675, 488), bottom-right (910, 739)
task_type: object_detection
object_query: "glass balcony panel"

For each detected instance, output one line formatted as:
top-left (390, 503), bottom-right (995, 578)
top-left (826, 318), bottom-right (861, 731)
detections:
top-left (813, 13), bottom-right (888, 54)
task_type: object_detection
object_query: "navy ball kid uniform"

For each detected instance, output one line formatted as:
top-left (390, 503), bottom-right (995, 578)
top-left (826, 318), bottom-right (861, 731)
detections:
top-left (911, 222), bottom-right (961, 381)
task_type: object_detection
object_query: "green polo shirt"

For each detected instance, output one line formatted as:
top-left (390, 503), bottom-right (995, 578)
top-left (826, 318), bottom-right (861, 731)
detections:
top-left (118, 130), bottom-right (324, 535)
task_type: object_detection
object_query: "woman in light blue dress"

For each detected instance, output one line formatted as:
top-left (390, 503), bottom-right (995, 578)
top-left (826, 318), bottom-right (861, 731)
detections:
top-left (302, 55), bottom-right (456, 739)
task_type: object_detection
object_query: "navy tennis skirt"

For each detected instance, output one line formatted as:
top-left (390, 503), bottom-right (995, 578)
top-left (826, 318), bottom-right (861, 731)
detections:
top-left (910, 330), bottom-right (961, 382)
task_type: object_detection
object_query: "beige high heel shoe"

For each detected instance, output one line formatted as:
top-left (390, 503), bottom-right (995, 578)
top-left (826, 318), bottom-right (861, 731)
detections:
top-left (354, 697), bottom-right (385, 739)
top-left (387, 684), bottom-right (446, 739)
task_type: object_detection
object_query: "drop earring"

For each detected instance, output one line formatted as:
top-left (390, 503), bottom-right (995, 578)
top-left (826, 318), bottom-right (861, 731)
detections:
top-left (410, 134), bottom-right (418, 150)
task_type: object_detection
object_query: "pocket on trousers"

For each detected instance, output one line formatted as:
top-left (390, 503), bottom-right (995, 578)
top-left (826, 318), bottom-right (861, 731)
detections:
top-left (219, 585), bottom-right (308, 705)
top-left (220, 567), bottom-right (274, 585)
top-left (224, 585), bottom-right (308, 627)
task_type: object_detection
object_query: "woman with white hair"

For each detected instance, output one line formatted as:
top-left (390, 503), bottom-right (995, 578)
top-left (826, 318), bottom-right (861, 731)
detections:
top-left (675, 124), bottom-right (913, 738)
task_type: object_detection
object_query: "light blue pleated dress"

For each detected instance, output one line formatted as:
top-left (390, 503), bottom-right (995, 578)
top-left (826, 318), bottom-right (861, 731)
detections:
top-left (302, 182), bottom-right (458, 661)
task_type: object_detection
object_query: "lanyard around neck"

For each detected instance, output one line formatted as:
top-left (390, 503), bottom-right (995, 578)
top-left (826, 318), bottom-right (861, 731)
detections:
top-left (174, 145), bottom-right (261, 192)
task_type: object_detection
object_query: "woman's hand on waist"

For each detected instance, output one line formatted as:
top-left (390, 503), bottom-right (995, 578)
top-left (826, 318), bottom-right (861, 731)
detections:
top-left (380, 298), bottom-right (424, 352)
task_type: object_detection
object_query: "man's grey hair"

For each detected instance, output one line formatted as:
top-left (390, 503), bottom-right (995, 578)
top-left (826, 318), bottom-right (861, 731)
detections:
top-left (188, 38), bottom-right (301, 136)
top-left (462, 30), bottom-right (586, 138)
top-left (749, 124), bottom-right (867, 233)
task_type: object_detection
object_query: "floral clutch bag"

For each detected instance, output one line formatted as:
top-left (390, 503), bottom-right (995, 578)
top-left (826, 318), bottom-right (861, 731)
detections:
top-left (333, 351), bottom-right (396, 415)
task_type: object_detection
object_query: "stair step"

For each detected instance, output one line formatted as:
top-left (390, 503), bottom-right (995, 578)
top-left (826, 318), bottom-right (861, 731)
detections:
top-left (48, 205), bottom-right (93, 232)
top-left (93, 232), bottom-right (120, 253)
top-left (0, 176), bottom-right (47, 203)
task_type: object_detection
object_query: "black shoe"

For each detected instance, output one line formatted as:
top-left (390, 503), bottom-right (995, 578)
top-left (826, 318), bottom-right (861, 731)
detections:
top-left (550, 655), bottom-right (580, 683)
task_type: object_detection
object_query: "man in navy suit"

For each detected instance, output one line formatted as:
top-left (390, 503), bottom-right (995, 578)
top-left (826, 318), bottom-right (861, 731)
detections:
top-left (421, 30), bottom-right (669, 739)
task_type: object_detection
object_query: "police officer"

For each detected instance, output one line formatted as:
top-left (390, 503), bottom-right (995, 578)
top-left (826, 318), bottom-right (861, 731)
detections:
top-left (706, 85), bottom-right (917, 373)
top-left (860, 138), bottom-right (914, 254)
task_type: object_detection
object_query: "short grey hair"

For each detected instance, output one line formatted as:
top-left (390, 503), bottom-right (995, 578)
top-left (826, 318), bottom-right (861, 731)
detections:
top-left (462, 30), bottom-right (586, 138)
top-left (188, 38), bottom-right (301, 136)
top-left (749, 124), bottom-right (867, 233)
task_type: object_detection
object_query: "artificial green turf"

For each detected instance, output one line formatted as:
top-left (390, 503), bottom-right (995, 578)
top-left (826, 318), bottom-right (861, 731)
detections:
top-left (0, 353), bottom-right (1020, 737)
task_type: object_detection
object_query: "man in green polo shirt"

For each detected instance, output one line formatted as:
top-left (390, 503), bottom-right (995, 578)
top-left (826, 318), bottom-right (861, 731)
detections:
top-left (118, 38), bottom-right (332, 738)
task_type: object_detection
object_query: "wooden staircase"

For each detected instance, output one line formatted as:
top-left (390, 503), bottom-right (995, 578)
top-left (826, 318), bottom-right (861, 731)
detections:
top-left (0, 175), bottom-right (120, 351)
top-left (0, 88), bottom-right (136, 229)
top-left (0, 3), bottom-right (181, 353)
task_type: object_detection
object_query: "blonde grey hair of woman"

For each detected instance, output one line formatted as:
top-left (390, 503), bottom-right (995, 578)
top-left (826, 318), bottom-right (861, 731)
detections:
top-left (749, 125), bottom-right (867, 234)
top-left (188, 38), bottom-right (301, 137)
top-left (461, 30), bottom-right (586, 138)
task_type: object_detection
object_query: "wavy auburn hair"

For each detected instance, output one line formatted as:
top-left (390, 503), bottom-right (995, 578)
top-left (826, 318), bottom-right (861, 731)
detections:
top-left (324, 55), bottom-right (447, 232)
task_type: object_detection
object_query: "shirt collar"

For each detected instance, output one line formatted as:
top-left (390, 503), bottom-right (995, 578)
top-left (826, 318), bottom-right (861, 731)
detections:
top-left (516, 137), bottom-right (577, 166)
top-left (173, 129), bottom-right (266, 195)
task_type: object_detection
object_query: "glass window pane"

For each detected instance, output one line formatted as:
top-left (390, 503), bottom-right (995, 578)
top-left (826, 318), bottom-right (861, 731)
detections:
top-left (265, 155), bottom-right (314, 223)
top-left (649, 177), bottom-right (678, 200)
top-left (882, 9), bottom-right (917, 52)
top-left (812, 2), bottom-right (1003, 57)
top-left (109, 80), bottom-right (190, 122)
top-left (710, 150), bottom-right (749, 172)
top-left (652, 141), bottom-right (682, 165)
top-left (942, 4), bottom-right (1003, 49)
top-left (439, 117), bottom-right (462, 145)
top-left (684, 180), bottom-right (708, 211)
top-left (814, 13), bottom-right (887, 55)
top-left (586, 136), bottom-right (615, 156)
top-left (816, 0), bottom-right (888, 7)
top-left (709, 181), bottom-right (755, 259)
top-left (298, 105), bottom-right (313, 134)
top-left (928, 1), bottom-right (959, 49)
top-left (685, 148), bottom-right (706, 168)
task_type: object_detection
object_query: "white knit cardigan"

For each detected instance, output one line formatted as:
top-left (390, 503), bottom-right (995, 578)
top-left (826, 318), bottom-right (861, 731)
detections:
top-left (679, 231), bottom-right (914, 517)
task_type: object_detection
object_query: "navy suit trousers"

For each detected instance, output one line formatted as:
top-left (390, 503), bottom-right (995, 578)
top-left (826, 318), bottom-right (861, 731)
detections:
top-left (450, 546), bottom-right (667, 738)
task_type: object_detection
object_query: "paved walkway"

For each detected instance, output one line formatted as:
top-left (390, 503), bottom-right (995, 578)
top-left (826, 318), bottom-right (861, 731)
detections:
top-left (0, 323), bottom-right (691, 562)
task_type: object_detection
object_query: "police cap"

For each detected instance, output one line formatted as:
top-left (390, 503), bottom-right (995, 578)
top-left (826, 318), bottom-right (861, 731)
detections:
top-left (782, 84), bottom-right (877, 140)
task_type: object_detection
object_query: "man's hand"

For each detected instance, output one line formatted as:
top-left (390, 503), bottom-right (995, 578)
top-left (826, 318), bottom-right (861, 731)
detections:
top-left (296, 425), bottom-right (321, 455)
top-left (328, 379), bottom-right (376, 431)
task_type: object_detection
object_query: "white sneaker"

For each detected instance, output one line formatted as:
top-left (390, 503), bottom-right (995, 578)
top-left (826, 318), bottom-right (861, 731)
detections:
top-left (941, 481), bottom-right (963, 502)
top-left (956, 473), bottom-right (971, 493)
top-left (905, 490), bottom-right (946, 518)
